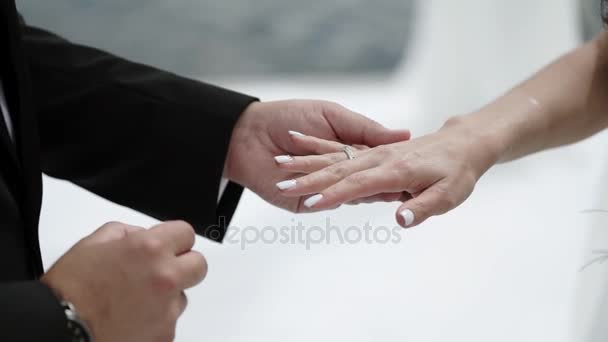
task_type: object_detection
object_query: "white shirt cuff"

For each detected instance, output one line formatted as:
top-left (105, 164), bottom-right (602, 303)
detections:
top-left (218, 177), bottom-right (229, 203)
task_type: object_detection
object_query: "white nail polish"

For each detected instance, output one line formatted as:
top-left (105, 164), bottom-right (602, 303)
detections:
top-left (276, 179), bottom-right (297, 191)
top-left (288, 130), bottom-right (305, 137)
top-left (274, 155), bottom-right (294, 164)
top-left (400, 209), bottom-right (415, 227)
top-left (304, 194), bottom-right (323, 208)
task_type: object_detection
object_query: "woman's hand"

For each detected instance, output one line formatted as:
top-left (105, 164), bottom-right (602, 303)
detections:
top-left (225, 100), bottom-right (410, 213)
top-left (274, 119), bottom-right (500, 227)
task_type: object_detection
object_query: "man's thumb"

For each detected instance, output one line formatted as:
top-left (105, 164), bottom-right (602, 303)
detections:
top-left (375, 128), bottom-right (411, 146)
top-left (325, 105), bottom-right (411, 147)
top-left (363, 122), bottom-right (411, 147)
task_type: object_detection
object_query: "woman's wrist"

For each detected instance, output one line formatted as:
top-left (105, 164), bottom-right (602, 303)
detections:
top-left (440, 112), bottom-right (507, 177)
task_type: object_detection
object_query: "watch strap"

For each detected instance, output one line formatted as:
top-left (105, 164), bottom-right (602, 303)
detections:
top-left (60, 300), bottom-right (94, 342)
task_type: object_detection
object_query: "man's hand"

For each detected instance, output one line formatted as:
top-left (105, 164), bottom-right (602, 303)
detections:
top-left (41, 221), bottom-right (207, 342)
top-left (225, 100), bottom-right (411, 212)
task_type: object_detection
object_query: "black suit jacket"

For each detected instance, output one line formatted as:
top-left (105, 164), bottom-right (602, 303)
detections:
top-left (0, 1), bottom-right (255, 340)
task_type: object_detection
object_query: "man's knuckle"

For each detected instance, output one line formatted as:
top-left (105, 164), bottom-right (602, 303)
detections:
top-left (168, 220), bottom-right (196, 245)
top-left (171, 220), bottom-right (195, 232)
top-left (99, 221), bottom-right (126, 233)
top-left (154, 267), bottom-right (179, 292)
top-left (103, 221), bottom-right (124, 228)
top-left (140, 237), bottom-right (164, 255)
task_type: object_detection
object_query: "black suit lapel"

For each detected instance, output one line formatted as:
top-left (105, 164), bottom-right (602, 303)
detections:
top-left (0, 92), bottom-right (18, 163)
top-left (0, 5), bottom-right (20, 166)
top-left (2, 1), bottom-right (44, 276)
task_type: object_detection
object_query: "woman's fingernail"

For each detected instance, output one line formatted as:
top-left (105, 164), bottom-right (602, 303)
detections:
top-left (304, 194), bottom-right (323, 208)
top-left (274, 155), bottom-right (294, 164)
top-left (276, 179), bottom-right (297, 191)
top-left (289, 130), bottom-right (306, 137)
top-left (400, 209), bottom-right (415, 227)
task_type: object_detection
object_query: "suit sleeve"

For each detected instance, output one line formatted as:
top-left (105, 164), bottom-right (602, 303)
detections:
top-left (0, 281), bottom-right (69, 341)
top-left (21, 25), bottom-right (257, 242)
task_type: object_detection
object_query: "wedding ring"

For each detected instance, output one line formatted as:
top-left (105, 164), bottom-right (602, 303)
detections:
top-left (342, 145), bottom-right (356, 160)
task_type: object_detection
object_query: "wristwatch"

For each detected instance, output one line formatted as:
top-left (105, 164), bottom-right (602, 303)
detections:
top-left (60, 300), bottom-right (94, 342)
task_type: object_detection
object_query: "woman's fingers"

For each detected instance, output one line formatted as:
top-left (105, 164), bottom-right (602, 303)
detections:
top-left (275, 128), bottom-right (482, 227)
top-left (275, 133), bottom-right (368, 174)
top-left (276, 156), bottom-right (377, 196)
top-left (395, 180), bottom-right (467, 228)
top-left (275, 152), bottom-right (346, 174)
top-left (300, 167), bottom-right (406, 209)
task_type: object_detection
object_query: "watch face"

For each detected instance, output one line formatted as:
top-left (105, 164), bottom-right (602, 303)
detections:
top-left (67, 318), bottom-right (91, 342)
top-left (62, 301), bottom-right (93, 342)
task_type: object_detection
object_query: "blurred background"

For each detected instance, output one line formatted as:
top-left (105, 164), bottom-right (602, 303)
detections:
top-left (17, 0), bottom-right (608, 341)
top-left (19, 0), bottom-right (416, 76)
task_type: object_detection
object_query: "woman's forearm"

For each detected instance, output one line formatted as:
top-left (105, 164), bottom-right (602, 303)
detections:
top-left (273, 32), bottom-right (608, 227)
top-left (453, 32), bottom-right (608, 166)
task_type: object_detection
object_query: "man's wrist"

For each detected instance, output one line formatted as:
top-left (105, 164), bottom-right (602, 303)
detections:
top-left (42, 281), bottom-right (95, 342)
top-left (60, 299), bottom-right (94, 342)
top-left (224, 101), bottom-right (262, 185)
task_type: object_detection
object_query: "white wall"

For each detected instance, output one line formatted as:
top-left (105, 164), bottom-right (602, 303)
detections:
top-left (40, 1), bottom-right (608, 341)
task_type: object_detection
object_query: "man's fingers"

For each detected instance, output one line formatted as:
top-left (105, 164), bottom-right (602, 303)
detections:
top-left (288, 132), bottom-right (345, 154)
top-left (346, 192), bottom-right (408, 205)
top-left (323, 105), bottom-right (411, 147)
top-left (178, 292), bottom-right (188, 317)
top-left (82, 221), bottom-right (145, 246)
top-left (174, 250), bottom-right (208, 290)
top-left (168, 292), bottom-right (189, 321)
top-left (148, 221), bottom-right (196, 255)
top-left (395, 182), bottom-right (463, 228)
